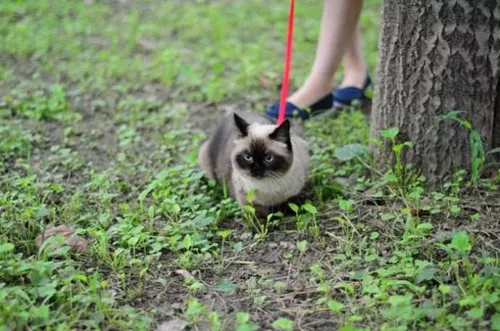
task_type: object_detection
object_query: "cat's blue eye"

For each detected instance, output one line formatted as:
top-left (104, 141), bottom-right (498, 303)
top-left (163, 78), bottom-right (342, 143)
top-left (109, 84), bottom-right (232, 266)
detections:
top-left (244, 154), bottom-right (253, 162)
top-left (264, 155), bottom-right (274, 163)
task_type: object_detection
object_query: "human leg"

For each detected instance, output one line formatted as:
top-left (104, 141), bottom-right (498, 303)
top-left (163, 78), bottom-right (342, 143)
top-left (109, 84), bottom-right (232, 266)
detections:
top-left (338, 24), bottom-right (367, 89)
top-left (287, 0), bottom-right (363, 108)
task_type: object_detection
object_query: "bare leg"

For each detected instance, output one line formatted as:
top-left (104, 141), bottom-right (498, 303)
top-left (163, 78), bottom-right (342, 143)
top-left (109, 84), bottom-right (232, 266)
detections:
top-left (288, 0), bottom-right (364, 108)
top-left (340, 25), bottom-right (367, 88)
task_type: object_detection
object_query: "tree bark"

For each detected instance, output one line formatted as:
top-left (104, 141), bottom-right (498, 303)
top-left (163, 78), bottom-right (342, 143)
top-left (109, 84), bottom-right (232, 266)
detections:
top-left (370, 0), bottom-right (500, 185)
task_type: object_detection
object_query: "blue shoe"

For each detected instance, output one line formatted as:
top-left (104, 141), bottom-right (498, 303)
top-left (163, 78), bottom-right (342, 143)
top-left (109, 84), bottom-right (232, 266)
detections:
top-left (264, 93), bottom-right (333, 120)
top-left (333, 76), bottom-right (372, 108)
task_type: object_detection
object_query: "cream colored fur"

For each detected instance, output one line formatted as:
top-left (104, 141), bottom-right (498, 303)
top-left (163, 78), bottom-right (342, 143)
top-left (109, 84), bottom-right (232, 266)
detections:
top-left (230, 124), bottom-right (309, 206)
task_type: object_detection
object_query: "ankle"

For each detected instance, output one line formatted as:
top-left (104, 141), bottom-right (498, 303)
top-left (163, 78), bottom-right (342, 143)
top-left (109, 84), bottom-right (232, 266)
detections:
top-left (288, 79), bottom-right (333, 108)
top-left (340, 69), bottom-right (367, 88)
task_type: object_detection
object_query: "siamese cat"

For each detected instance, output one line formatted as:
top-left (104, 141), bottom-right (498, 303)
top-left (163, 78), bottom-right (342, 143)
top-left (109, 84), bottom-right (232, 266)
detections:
top-left (198, 111), bottom-right (309, 215)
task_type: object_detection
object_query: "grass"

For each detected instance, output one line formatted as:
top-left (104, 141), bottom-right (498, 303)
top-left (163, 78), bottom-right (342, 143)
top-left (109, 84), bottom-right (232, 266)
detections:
top-left (1, 1), bottom-right (499, 330)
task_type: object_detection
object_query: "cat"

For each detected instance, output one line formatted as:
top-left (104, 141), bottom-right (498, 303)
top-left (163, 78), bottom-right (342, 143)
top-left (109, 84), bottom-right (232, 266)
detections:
top-left (198, 111), bottom-right (309, 215)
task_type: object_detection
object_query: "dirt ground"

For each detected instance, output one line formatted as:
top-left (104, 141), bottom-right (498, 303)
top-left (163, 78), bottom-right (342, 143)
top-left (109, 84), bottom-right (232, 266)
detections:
top-left (1, 1), bottom-right (499, 330)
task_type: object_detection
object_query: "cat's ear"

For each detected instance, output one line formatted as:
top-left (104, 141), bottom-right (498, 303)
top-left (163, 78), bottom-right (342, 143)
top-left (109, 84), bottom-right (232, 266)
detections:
top-left (233, 113), bottom-right (249, 136)
top-left (269, 119), bottom-right (291, 149)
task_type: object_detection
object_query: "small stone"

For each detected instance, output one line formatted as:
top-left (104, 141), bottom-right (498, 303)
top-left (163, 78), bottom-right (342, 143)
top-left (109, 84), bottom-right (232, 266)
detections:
top-left (174, 269), bottom-right (195, 281)
top-left (239, 232), bottom-right (253, 240)
top-left (279, 241), bottom-right (294, 250)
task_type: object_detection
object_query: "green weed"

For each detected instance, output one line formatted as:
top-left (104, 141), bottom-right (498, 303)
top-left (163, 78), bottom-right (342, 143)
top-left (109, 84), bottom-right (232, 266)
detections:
top-left (3, 84), bottom-right (77, 122)
top-left (429, 111), bottom-right (488, 184)
top-left (0, 0), bottom-right (498, 330)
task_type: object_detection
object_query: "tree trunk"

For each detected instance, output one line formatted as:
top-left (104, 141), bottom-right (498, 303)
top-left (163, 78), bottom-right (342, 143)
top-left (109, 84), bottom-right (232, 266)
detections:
top-left (370, 0), bottom-right (500, 185)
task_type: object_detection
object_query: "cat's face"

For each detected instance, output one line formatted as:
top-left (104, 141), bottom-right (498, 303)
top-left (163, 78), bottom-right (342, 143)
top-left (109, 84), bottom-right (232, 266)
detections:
top-left (232, 113), bottom-right (293, 179)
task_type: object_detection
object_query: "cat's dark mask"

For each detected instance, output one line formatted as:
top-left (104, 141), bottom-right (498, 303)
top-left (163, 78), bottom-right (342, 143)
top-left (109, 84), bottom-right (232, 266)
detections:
top-left (233, 113), bottom-right (292, 150)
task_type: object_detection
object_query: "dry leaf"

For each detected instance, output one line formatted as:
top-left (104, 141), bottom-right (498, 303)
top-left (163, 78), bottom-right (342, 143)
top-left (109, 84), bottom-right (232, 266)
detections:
top-left (157, 318), bottom-right (188, 331)
top-left (35, 225), bottom-right (89, 253)
top-left (88, 36), bottom-right (109, 47)
top-left (259, 73), bottom-right (281, 91)
top-left (259, 75), bottom-right (273, 89)
top-left (410, 209), bottom-right (431, 217)
top-left (291, 281), bottom-right (306, 292)
top-left (137, 39), bottom-right (160, 51)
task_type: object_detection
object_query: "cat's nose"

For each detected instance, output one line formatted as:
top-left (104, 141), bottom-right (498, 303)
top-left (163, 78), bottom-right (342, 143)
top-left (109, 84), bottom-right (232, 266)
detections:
top-left (251, 168), bottom-right (265, 178)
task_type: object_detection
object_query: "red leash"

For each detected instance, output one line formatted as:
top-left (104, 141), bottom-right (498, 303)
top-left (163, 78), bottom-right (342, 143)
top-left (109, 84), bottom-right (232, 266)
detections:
top-left (277, 0), bottom-right (295, 125)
